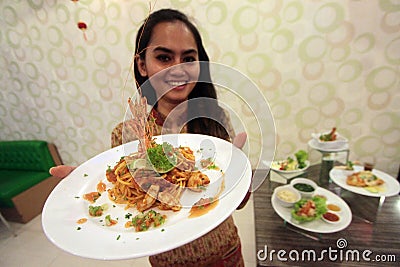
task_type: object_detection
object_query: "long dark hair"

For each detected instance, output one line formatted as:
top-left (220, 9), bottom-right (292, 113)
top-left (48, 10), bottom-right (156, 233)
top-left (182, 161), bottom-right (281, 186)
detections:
top-left (134, 9), bottom-right (230, 141)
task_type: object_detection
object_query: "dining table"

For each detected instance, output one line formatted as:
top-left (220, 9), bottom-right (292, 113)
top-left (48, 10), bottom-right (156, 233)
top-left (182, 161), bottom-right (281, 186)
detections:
top-left (253, 163), bottom-right (400, 267)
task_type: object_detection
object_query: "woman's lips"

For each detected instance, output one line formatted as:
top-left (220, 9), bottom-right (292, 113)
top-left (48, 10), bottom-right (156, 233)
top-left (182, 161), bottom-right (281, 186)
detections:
top-left (167, 81), bottom-right (188, 90)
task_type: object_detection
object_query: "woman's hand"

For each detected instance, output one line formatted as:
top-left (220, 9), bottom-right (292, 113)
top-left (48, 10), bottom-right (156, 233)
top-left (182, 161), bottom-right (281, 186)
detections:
top-left (232, 132), bottom-right (251, 210)
top-left (49, 165), bottom-right (77, 179)
top-left (233, 132), bottom-right (247, 149)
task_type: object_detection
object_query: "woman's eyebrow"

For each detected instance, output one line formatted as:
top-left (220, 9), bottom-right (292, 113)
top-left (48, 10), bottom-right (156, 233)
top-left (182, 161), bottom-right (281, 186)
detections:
top-left (153, 46), bottom-right (198, 55)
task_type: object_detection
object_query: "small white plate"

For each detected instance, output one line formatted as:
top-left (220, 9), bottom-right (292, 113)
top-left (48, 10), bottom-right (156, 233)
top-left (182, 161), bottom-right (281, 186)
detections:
top-left (308, 139), bottom-right (349, 152)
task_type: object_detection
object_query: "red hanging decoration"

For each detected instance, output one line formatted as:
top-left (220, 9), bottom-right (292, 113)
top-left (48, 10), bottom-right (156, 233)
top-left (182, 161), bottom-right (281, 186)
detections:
top-left (77, 21), bottom-right (88, 41)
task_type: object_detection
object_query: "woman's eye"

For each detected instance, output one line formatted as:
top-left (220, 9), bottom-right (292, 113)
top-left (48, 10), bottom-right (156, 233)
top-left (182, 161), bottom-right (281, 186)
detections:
top-left (183, 56), bottom-right (196, 63)
top-left (156, 55), bottom-right (171, 62)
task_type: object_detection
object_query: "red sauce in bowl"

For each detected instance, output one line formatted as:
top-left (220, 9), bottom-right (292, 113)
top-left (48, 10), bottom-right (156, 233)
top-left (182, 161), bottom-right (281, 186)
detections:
top-left (323, 212), bottom-right (340, 222)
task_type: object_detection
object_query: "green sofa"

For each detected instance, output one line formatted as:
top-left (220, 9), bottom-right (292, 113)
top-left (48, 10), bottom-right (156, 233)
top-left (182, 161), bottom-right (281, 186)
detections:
top-left (0, 140), bottom-right (63, 223)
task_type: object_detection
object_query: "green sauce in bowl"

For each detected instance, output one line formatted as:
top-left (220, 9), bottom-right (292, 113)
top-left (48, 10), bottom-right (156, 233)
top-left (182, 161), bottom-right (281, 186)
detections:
top-left (293, 183), bottom-right (315, 192)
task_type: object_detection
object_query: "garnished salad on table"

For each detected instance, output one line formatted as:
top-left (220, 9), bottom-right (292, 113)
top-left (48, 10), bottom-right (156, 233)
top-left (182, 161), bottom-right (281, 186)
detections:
top-left (272, 150), bottom-right (308, 171)
top-left (291, 196), bottom-right (327, 223)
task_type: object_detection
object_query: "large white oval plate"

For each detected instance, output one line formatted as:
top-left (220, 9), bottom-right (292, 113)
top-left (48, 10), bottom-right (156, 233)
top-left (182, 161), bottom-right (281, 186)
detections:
top-left (42, 133), bottom-right (252, 260)
top-left (329, 165), bottom-right (400, 197)
top-left (271, 186), bottom-right (352, 234)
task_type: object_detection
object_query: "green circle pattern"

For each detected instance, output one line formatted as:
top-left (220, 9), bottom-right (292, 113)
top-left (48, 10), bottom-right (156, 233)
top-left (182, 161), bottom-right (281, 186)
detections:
top-left (0, 1), bottom-right (399, 177)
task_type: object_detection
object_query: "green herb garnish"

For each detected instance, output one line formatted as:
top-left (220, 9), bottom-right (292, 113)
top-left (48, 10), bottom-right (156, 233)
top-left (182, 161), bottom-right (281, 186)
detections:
top-left (147, 142), bottom-right (177, 173)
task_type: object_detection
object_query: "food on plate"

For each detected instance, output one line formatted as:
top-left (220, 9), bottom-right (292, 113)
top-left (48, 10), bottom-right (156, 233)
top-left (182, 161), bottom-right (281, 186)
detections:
top-left (294, 150), bottom-right (308, 169)
top-left (272, 150), bottom-right (309, 171)
top-left (146, 142), bottom-right (177, 173)
top-left (125, 209), bottom-right (166, 232)
top-left (277, 189), bottom-right (299, 203)
top-left (76, 218), bottom-right (87, 224)
top-left (327, 203), bottom-right (341, 212)
top-left (104, 215), bottom-right (118, 226)
top-left (290, 178), bottom-right (317, 198)
top-left (346, 171), bottom-right (384, 187)
top-left (189, 197), bottom-right (219, 218)
top-left (291, 196), bottom-right (327, 223)
top-left (83, 192), bottom-right (101, 203)
top-left (106, 96), bottom-right (211, 213)
top-left (89, 205), bottom-right (104, 217)
top-left (274, 186), bottom-right (301, 208)
top-left (200, 158), bottom-right (220, 170)
top-left (293, 183), bottom-right (315, 193)
top-left (97, 181), bottom-right (107, 192)
top-left (322, 212), bottom-right (340, 223)
top-left (345, 161), bottom-right (354, 170)
top-left (319, 127), bottom-right (337, 142)
top-left (313, 194), bottom-right (327, 200)
top-left (190, 169), bottom-right (226, 218)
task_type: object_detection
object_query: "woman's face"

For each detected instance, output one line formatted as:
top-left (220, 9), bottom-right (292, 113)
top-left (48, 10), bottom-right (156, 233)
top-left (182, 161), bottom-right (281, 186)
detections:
top-left (137, 21), bottom-right (200, 106)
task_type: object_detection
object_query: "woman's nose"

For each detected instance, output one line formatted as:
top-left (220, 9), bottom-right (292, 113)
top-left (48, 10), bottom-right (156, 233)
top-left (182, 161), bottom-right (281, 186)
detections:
top-left (168, 61), bottom-right (186, 75)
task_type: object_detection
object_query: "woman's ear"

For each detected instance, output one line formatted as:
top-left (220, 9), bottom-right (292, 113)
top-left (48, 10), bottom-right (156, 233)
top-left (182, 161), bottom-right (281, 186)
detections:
top-left (136, 56), bottom-right (147, 77)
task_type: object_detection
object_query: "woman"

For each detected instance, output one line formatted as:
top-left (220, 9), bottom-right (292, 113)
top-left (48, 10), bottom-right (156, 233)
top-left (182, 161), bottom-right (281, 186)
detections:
top-left (51, 8), bottom-right (248, 266)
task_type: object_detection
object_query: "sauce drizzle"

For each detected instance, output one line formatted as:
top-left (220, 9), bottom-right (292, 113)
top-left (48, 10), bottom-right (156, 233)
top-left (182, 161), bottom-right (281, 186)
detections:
top-left (189, 174), bottom-right (225, 218)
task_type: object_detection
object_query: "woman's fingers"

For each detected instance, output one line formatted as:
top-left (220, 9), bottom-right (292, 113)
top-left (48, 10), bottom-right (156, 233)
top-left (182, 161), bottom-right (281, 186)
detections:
top-left (49, 165), bottom-right (77, 179)
top-left (233, 132), bottom-right (247, 149)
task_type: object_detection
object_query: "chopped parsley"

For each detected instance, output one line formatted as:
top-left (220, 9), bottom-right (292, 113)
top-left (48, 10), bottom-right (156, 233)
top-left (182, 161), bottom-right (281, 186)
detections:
top-left (147, 142), bottom-right (177, 173)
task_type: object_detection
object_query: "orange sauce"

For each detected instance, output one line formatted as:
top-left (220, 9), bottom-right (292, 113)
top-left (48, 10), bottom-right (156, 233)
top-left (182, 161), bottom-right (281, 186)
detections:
top-left (189, 174), bottom-right (225, 218)
top-left (76, 218), bottom-right (87, 224)
top-left (97, 181), bottom-right (106, 193)
top-left (83, 192), bottom-right (101, 203)
top-left (125, 221), bottom-right (133, 228)
top-left (327, 204), bottom-right (341, 212)
top-left (189, 199), bottom-right (219, 218)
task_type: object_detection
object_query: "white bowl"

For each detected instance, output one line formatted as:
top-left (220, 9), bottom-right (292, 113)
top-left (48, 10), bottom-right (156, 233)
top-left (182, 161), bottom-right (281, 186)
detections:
top-left (273, 185), bottom-right (301, 208)
top-left (321, 211), bottom-right (341, 224)
top-left (312, 132), bottom-right (348, 149)
top-left (290, 178), bottom-right (318, 198)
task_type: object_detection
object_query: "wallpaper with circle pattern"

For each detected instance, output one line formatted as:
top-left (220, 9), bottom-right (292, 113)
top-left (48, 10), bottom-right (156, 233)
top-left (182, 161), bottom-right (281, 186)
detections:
top-left (0, 0), bottom-right (399, 177)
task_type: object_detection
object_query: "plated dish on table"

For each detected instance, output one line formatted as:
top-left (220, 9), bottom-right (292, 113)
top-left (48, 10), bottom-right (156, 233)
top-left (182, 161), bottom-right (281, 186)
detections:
top-left (42, 133), bottom-right (251, 260)
top-left (329, 165), bottom-right (400, 197)
top-left (271, 178), bottom-right (352, 234)
top-left (309, 127), bottom-right (349, 152)
top-left (270, 150), bottom-right (310, 174)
